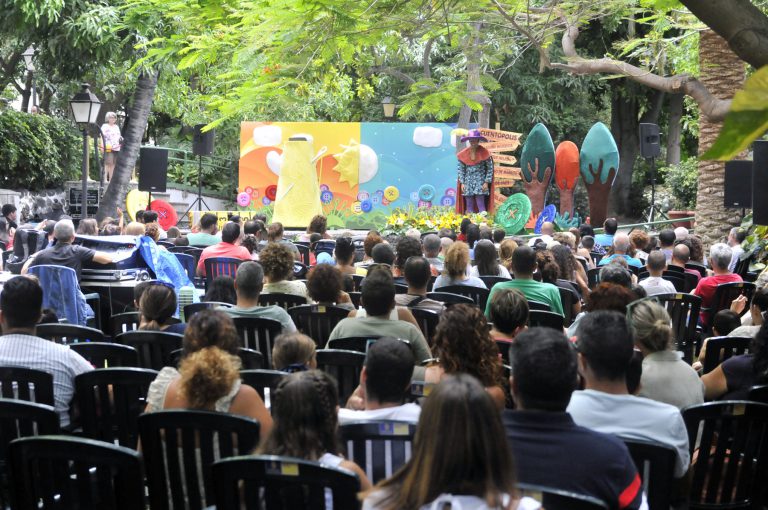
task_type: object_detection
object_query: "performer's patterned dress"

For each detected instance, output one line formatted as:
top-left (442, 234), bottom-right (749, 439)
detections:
top-left (457, 153), bottom-right (494, 196)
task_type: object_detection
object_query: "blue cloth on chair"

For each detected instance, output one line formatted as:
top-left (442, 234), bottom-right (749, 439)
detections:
top-left (28, 264), bottom-right (93, 325)
top-left (136, 236), bottom-right (197, 315)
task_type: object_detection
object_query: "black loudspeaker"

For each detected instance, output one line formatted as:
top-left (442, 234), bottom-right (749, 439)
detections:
top-left (193, 124), bottom-right (215, 156)
top-left (753, 140), bottom-right (768, 225)
top-left (639, 123), bottom-right (661, 159)
top-left (724, 160), bottom-right (752, 208)
top-left (138, 147), bottom-right (168, 193)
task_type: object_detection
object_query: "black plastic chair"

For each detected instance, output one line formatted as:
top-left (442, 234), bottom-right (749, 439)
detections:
top-left (316, 349), bottom-right (365, 406)
top-left (184, 301), bottom-right (233, 321)
top-left (139, 410), bottom-right (261, 510)
top-left (295, 243), bottom-right (311, 266)
top-left (232, 317), bottom-right (283, 368)
top-left (288, 304), bottom-right (352, 349)
top-left (478, 275), bottom-right (512, 291)
top-left (326, 336), bottom-right (385, 353)
top-left (213, 454), bottom-right (361, 510)
top-left (639, 271), bottom-right (687, 292)
top-left (74, 368), bottom-right (157, 448)
top-left (114, 330), bottom-right (184, 370)
top-left (340, 420), bottom-right (416, 484)
top-left (36, 323), bottom-right (104, 344)
top-left (702, 282), bottom-right (756, 329)
top-left (8, 435), bottom-right (144, 510)
top-left (425, 291), bottom-right (475, 306)
top-left (435, 284), bottom-right (490, 309)
top-left (240, 369), bottom-right (288, 404)
top-left (682, 401), bottom-right (768, 509)
top-left (517, 482), bottom-right (608, 509)
top-left (409, 308), bottom-right (440, 347)
top-left (702, 336), bottom-right (752, 375)
top-left (495, 340), bottom-right (512, 364)
top-left (69, 342), bottom-right (140, 368)
top-left (0, 367), bottom-right (54, 406)
top-left (348, 291), bottom-right (362, 308)
top-left (686, 262), bottom-right (708, 279)
top-left (350, 274), bottom-right (365, 292)
top-left (258, 293), bottom-right (309, 311)
top-left (587, 267), bottom-right (601, 289)
top-left (623, 438), bottom-right (678, 510)
top-left (589, 251), bottom-right (603, 266)
top-left (293, 261), bottom-right (309, 280)
top-left (527, 300), bottom-right (552, 311)
top-left (557, 284), bottom-right (579, 327)
top-left (644, 293), bottom-right (702, 363)
top-left (394, 283), bottom-right (408, 294)
top-left (173, 252), bottom-right (196, 281)
top-left (171, 347), bottom-right (264, 370)
top-left (110, 311), bottom-right (141, 338)
top-left (528, 310), bottom-right (565, 330)
top-left (204, 257), bottom-right (243, 290)
top-left (748, 385), bottom-right (768, 403)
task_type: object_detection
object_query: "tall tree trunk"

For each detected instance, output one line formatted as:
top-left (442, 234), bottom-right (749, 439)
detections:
top-left (666, 93), bottom-right (684, 166)
top-left (695, 30), bottom-right (746, 247)
top-left (20, 72), bottom-right (32, 112)
top-left (96, 70), bottom-right (159, 222)
top-left (609, 81), bottom-right (640, 217)
top-left (456, 23), bottom-right (491, 150)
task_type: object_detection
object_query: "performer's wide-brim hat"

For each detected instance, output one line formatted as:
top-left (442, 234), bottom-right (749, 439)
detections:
top-left (460, 129), bottom-right (488, 143)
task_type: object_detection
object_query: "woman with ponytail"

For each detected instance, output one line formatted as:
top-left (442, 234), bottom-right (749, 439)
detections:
top-left (144, 309), bottom-right (272, 435)
top-left (138, 282), bottom-right (186, 334)
top-left (257, 370), bottom-right (371, 490)
top-left (630, 300), bottom-right (704, 409)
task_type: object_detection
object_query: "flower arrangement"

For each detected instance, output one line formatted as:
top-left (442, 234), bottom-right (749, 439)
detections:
top-left (382, 205), bottom-right (498, 235)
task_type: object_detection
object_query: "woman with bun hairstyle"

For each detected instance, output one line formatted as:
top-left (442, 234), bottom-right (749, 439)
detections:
top-left (630, 300), bottom-right (704, 409)
top-left (144, 309), bottom-right (273, 435)
top-left (138, 282), bottom-right (186, 335)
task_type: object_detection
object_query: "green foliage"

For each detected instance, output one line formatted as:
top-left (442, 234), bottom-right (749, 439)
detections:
top-left (703, 66), bottom-right (768, 161)
top-left (658, 157), bottom-right (698, 209)
top-left (0, 110), bottom-right (81, 189)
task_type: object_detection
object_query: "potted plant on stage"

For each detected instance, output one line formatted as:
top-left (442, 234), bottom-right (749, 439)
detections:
top-left (663, 158), bottom-right (697, 229)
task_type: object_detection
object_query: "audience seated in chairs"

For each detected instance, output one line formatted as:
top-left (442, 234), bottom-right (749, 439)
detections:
top-left (551, 244), bottom-right (589, 298)
top-left (669, 243), bottom-right (701, 284)
top-left (693, 242), bottom-right (743, 325)
top-left (503, 327), bottom-right (646, 510)
top-left (259, 242), bottom-right (309, 300)
top-left (433, 242), bottom-right (486, 290)
top-left (394, 256), bottom-right (445, 314)
top-left (196, 222), bottom-right (251, 277)
top-left (371, 242), bottom-right (395, 266)
top-left (488, 288), bottom-right (529, 343)
top-left (421, 233), bottom-right (444, 273)
top-left (144, 308), bottom-right (272, 434)
top-left (486, 245), bottom-right (564, 318)
top-left (138, 281), bottom-right (186, 335)
top-left (638, 251), bottom-right (677, 296)
top-left (658, 229), bottom-right (676, 262)
top-left (0, 275), bottom-right (92, 427)
top-left (499, 238), bottom-right (518, 274)
top-left (567, 311), bottom-right (690, 479)
top-left (471, 239), bottom-right (511, 279)
top-left (256, 370), bottom-right (371, 490)
top-left (329, 266), bottom-right (431, 364)
top-left (340, 337), bottom-right (420, 423)
top-left (224, 261), bottom-right (297, 333)
top-left (203, 275), bottom-right (237, 305)
top-left (334, 237), bottom-right (364, 276)
top-left (297, 214), bottom-right (331, 242)
top-left (356, 231), bottom-right (384, 268)
top-left (537, 250), bottom-right (580, 321)
top-left (362, 374), bottom-right (538, 510)
top-left (701, 321), bottom-right (768, 400)
top-left (272, 332), bottom-right (317, 373)
top-left (424, 304), bottom-right (507, 410)
top-left (629, 300), bottom-right (704, 409)
top-left (598, 233), bottom-right (643, 269)
top-left (394, 236), bottom-right (433, 284)
top-left (628, 230), bottom-right (650, 264)
top-left (185, 213), bottom-right (220, 247)
top-left (304, 264), bottom-right (354, 311)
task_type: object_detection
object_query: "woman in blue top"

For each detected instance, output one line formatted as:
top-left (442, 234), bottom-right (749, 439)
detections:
top-left (457, 130), bottom-right (494, 214)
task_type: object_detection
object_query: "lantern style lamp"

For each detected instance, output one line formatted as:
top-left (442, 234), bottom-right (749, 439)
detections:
top-left (382, 96), bottom-right (396, 119)
top-left (69, 84), bottom-right (102, 219)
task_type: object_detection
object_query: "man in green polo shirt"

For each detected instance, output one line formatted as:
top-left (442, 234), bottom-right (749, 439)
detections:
top-left (485, 245), bottom-right (564, 317)
top-left (186, 213), bottom-right (221, 247)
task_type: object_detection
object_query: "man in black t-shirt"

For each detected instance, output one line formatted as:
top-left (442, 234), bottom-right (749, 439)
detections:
top-left (22, 219), bottom-right (113, 279)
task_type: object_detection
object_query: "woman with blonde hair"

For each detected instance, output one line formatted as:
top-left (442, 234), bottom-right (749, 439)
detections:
top-left (499, 239), bottom-right (518, 273)
top-left (272, 332), bottom-right (317, 373)
top-left (433, 241), bottom-right (486, 290)
top-left (630, 300), bottom-right (703, 409)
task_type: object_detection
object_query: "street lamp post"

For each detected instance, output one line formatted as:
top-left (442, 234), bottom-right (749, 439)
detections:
top-left (69, 84), bottom-right (102, 220)
top-left (21, 46), bottom-right (36, 112)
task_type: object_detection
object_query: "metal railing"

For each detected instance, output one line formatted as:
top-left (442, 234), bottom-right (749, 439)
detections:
top-left (517, 216), bottom-right (695, 239)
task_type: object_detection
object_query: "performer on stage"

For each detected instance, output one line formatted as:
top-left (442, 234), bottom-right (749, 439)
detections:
top-left (457, 129), bottom-right (494, 214)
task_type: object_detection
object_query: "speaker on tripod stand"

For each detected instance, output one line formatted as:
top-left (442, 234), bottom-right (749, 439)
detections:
top-left (182, 124), bottom-right (216, 224)
top-left (639, 123), bottom-right (664, 223)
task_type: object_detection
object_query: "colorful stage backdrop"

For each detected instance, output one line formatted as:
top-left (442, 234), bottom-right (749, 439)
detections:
top-left (239, 122), bottom-right (472, 229)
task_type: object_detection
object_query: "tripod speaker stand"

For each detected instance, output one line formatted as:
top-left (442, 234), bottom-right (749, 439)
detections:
top-left (179, 125), bottom-right (215, 225)
top-left (639, 123), bottom-right (667, 224)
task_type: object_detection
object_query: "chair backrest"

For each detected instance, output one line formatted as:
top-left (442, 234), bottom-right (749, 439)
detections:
top-left (69, 342), bottom-right (140, 368)
top-left (340, 420), bottom-right (416, 484)
top-left (110, 311), bottom-right (141, 338)
top-left (114, 330), bottom-right (184, 370)
top-left (748, 385), bottom-right (768, 404)
top-left (703, 282), bottom-right (756, 328)
top-left (232, 317), bottom-right (283, 368)
top-left (240, 369), bottom-right (288, 406)
top-left (587, 267), bottom-right (601, 289)
top-left (588, 251), bottom-right (603, 266)
top-left (36, 323), bottom-right (105, 345)
top-left (8, 435), bottom-right (144, 510)
top-left (0, 399), bottom-right (59, 473)
top-left (436, 284), bottom-right (490, 309)
top-left (0, 367), bottom-right (54, 406)
top-left (173, 252), bottom-right (196, 281)
top-left (183, 247), bottom-right (204, 267)
top-left (184, 301), bottom-right (233, 321)
top-left (212, 454), bottom-right (361, 510)
top-left (326, 337), bottom-right (385, 354)
top-left (204, 257), bottom-right (243, 289)
top-left (316, 349), bottom-right (366, 406)
top-left (258, 293), bottom-right (308, 311)
top-left (622, 438), bottom-right (677, 510)
top-left (682, 401), bottom-right (768, 509)
top-left (661, 271), bottom-right (686, 292)
top-left (348, 291), bottom-right (362, 308)
top-left (409, 308), bottom-right (440, 347)
top-left (139, 409), bottom-right (261, 510)
top-left (478, 275), bottom-right (513, 291)
top-left (556, 284), bottom-right (578, 326)
top-left (685, 262), bottom-right (708, 278)
top-left (293, 261), bottom-right (309, 280)
top-left (350, 274), bottom-right (365, 292)
top-left (646, 293), bottom-right (702, 363)
top-left (288, 304), bottom-right (352, 349)
top-left (27, 264), bottom-right (82, 325)
top-left (294, 243), bottom-right (311, 266)
top-left (75, 368), bottom-right (157, 448)
top-left (495, 340), bottom-right (512, 364)
top-left (527, 300), bottom-right (552, 311)
top-left (517, 482), bottom-right (608, 510)
top-left (528, 310), bottom-right (565, 330)
top-left (425, 291), bottom-right (475, 306)
top-left (171, 347), bottom-right (264, 370)
top-left (702, 336), bottom-right (752, 375)
top-left (394, 283), bottom-right (408, 294)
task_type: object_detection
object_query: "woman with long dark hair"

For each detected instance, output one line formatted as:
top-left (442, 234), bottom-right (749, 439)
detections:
top-left (471, 239), bottom-right (511, 278)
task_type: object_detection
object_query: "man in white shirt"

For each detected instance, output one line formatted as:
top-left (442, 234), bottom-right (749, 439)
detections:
top-left (639, 250), bottom-right (677, 296)
top-left (567, 311), bottom-right (690, 478)
top-left (339, 337), bottom-right (421, 424)
top-left (727, 227), bottom-right (746, 272)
